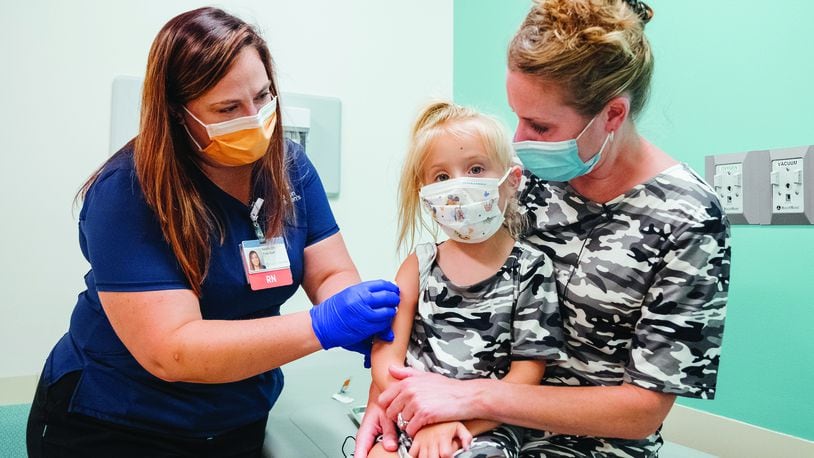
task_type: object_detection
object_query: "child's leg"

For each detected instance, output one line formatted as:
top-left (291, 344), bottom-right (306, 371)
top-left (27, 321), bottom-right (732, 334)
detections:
top-left (453, 424), bottom-right (523, 458)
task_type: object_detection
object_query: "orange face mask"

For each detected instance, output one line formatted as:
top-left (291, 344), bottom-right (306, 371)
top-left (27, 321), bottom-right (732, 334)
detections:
top-left (184, 97), bottom-right (277, 166)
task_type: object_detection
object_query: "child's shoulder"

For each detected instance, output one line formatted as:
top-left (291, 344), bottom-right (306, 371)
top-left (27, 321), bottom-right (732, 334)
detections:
top-left (399, 242), bottom-right (438, 274)
top-left (413, 241), bottom-right (440, 253)
top-left (411, 242), bottom-right (439, 262)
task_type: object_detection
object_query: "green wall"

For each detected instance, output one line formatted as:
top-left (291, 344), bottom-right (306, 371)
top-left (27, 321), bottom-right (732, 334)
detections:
top-left (454, 0), bottom-right (814, 441)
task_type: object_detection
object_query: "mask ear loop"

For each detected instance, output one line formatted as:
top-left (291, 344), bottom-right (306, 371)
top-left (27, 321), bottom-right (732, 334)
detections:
top-left (498, 166), bottom-right (519, 216)
top-left (182, 122), bottom-right (205, 152)
top-left (183, 106), bottom-right (208, 129)
top-left (500, 196), bottom-right (510, 215)
top-left (181, 105), bottom-right (209, 135)
top-left (575, 110), bottom-right (615, 151)
top-left (497, 167), bottom-right (514, 186)
top-left (582, 131), bottom-right (615, 174)
top-left (575, 115), bottom-right (598, 141)
top-left (181, 106), bottom-right (209, 152)
top-left (600, 130), bottom-right (614, 153)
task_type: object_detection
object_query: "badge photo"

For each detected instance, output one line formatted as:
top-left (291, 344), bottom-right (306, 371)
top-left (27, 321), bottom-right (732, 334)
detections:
top-left (240, 238), bottom-right (293, 290)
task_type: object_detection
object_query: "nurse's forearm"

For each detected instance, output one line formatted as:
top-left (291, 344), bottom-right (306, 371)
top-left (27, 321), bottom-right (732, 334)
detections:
top-left (306, 268), bottom-right (361, 305)
top-left (301, 233), bottom-right (362, 304)
top-left (155, 311), bottom-right (322, 383)
top-left (472, 379), bottom-right (675, 439)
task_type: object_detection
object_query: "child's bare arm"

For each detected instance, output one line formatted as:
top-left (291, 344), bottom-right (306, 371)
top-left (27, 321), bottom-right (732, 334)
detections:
top-left (371, 254), bottom-right (420, 393)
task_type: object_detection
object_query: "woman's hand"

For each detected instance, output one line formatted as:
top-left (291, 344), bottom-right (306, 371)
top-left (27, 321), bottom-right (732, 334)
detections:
top-left (409, 421), bottom-right (472, 458)
top-left (355, 391), bottom-right (399, 457)
top-left (379, 366), bottom-right (484, 437)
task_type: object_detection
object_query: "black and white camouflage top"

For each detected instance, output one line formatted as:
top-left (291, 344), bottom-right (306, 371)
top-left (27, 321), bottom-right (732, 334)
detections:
top-left (405, 241), bottom-right (567, 381)
top-left (518, 163), bottom-right (731, 457)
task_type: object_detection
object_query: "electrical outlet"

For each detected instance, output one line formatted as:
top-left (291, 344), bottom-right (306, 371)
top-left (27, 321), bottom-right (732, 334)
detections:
top-left (713, 163), bottom-right (743, 214)
top-left (771, 157), bottom-right (804, 213)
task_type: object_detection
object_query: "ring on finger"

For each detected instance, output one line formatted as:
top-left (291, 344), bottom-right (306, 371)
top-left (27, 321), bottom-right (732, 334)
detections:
top-left (397, 412), bottom-right (409, 429)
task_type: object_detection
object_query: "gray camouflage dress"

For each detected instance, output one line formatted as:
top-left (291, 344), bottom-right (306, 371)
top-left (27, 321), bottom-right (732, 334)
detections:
top-left (517, 164), bottom-right (731, 457)
top-left (404, 241), bottom-right (567, 457)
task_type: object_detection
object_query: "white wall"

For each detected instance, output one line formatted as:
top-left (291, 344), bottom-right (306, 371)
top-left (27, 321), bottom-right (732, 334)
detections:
top-left (0, 0), bottom-right (453, 379)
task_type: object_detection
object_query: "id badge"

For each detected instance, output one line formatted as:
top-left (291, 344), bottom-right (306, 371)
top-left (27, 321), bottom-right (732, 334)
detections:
top-left (240, 238), bottom-right (293, 290)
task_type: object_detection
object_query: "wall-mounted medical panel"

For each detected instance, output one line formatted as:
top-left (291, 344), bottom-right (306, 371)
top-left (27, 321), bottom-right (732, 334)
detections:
top-left (109, 76), bottom-right (143, 154)
top-left (705, 150), bottom-right (771, 225)
top-left (110, 77), bottom-right (342, 197)
top-left (280, 93), bottom-right (342, 197)
top-left (768, 145), bottom-right (814, 225)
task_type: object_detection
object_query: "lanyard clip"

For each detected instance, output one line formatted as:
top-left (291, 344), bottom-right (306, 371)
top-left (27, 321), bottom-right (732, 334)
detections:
top-left (250, 198), bottom-right (266, 243)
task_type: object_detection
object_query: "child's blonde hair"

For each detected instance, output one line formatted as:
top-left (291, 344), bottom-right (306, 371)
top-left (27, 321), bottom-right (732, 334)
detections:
top-left (397, 101), bottom-right (524, 253)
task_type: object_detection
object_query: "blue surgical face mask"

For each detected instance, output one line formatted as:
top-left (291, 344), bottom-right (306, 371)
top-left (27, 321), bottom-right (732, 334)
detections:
top-left (512, 116), bottom-right (613, 182)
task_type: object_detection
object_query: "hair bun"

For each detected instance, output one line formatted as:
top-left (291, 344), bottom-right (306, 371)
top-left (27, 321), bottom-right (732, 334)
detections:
top-left (622, 0), bottom-right (654, 24)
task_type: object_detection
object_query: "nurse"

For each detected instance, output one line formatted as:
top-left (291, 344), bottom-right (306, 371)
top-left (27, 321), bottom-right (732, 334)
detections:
top-left (357, 0), bottom-right (730, 456)
top-left (26, 7), bottom-right (398, 457)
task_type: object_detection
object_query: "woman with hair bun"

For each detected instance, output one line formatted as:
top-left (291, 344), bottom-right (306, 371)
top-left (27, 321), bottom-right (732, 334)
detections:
top-left (358, 1), bottom-right (729, 456)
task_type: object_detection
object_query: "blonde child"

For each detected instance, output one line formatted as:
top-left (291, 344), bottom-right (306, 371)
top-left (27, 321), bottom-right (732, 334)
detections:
top-left (365, 102), bottom-right (566, 458)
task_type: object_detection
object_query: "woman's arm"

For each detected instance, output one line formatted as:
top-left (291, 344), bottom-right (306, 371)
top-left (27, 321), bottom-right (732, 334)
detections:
top-left (478, 379), bottom-right (674, 439)
top-left (406, 360), bottom-right (546, 457)
top-left (300, 232), bottom-right (361, 302)
top-left (101, 233), bottom-right (396, 384)
top-left (101, 289), bottom-right (319, 383)
top-left (380, 367), bottom-right (675, 440)
top-left (370, 254), bottom-right (419, 392)
top-left (461, 359), bottom-right (545, 436)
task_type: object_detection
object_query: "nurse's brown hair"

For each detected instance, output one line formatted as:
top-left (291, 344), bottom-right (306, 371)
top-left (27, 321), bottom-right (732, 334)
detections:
top-left (80, 7), bottom-right (291, 297)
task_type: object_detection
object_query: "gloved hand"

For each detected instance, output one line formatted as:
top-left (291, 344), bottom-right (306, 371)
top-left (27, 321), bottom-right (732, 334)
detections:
top-left (342, 338), bottom-right (374, 368)
top-left (310, 280), bottom-right (400, 351)
top-left (342, 327), bottom-right (396, 369)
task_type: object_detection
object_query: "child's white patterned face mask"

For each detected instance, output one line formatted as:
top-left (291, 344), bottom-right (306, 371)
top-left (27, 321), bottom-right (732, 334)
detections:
top-left (419, 169), bottom-right (510, 243)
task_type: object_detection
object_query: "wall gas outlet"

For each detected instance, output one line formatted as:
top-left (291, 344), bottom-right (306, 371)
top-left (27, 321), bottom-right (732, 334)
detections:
top-left (705, 151), bottom-right (770, 225)
top-left (768, 145), bottom-right (814, 224)
top-left (707, 145), bottom-right (814, 225)
top-left (713, 163), bottom-right (744, 214)
top-left (771, 157), bottom-right (804, 213)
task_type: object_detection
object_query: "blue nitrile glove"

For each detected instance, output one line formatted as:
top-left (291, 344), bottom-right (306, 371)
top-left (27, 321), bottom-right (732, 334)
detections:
top-left (342, 338), bottom-right (374, 368)
top-left (310, 279), bottom-right (400, 351)
top-left (342, 328), bottom-right (397, 369)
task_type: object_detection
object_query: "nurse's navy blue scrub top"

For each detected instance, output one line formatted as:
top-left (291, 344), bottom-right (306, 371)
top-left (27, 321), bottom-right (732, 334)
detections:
top-left (41, 139), bottom-right (339, 437)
